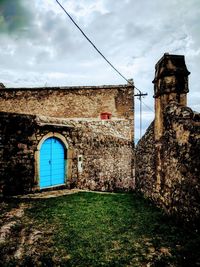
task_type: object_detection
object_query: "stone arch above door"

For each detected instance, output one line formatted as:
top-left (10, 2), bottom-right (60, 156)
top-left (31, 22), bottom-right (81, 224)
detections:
top-left (37, 132), bottom-right (69, 150)
top-left (34, 132), bottom-right (69, 189)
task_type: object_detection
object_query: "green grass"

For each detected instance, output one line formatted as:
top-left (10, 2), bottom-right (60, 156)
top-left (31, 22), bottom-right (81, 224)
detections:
top-left (1, 192), bottom-right (200, 266)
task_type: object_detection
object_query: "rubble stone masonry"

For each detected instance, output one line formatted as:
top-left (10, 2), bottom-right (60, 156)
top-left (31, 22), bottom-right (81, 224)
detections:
top-left (0, 83), bottom-right (134, 195)
top-left (0, 112), bottom-right (134, 195)
top-left (136, 54), bottom-right (200, 226)
top-left (0, 85), bottom-right (134, 120)
top-left (0, 84), bottom-right (134, 140)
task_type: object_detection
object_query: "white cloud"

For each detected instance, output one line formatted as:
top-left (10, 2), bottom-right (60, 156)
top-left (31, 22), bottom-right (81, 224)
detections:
top-left (0, 0), bottom-right (199, 139)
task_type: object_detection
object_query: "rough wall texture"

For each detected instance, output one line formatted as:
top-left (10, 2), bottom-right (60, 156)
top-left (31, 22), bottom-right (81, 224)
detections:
top-left (0, 113), bottom-right (36, 195)
top-left (161, 102), bottom-right (200, 223)
top-left (0, 85), bottom-right (134, 120)
top-left (136, 54), bottom-right (200, 226)
top-left (135, 122), bottom-right (156, 197)
top-left (0, 112), bottom-right (134, 195)
top-left (136, 103), bottom-right (200, 224)
top-left (0, 83), bottom-right (135, 195)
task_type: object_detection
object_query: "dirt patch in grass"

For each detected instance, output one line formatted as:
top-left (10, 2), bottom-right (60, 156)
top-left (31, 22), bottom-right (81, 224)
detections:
top-left (0, 192), bottom-right (200, 266)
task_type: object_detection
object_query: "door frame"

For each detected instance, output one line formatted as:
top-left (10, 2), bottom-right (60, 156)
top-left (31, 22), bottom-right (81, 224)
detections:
top-left (34, 132), bottom-right (69, 189)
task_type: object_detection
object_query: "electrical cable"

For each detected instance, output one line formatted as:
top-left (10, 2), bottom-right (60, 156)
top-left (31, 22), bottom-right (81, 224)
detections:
top-left (55, 0), bottom-right (155, 139)
top-left (55, 0), bottom-right (142, 92)
top-left (141, 100), bottom-right (154, 112)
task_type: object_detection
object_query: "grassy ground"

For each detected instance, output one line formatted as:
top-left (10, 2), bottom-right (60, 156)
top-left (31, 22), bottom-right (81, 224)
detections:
top-left (0, 192), bottom-right (200, 266)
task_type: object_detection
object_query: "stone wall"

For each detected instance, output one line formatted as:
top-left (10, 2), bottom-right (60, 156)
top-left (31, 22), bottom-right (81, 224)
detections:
top-left (161, 102), bottom-right (200, 223)
top-left (0, 84), bottom-right (134, 120)
top-left (0, 112), bottom-right (37, 195)
top-left (135, 122), bottom-right (155, 197)
top-left (0, 111), bottom-right (134, 195)
top-left (136, 54), bottom-right (200, 226)
top-left (136, 103), bottom-right (200, 225)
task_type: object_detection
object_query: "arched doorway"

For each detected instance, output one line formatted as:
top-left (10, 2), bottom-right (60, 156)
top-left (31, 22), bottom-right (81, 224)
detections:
top-left (39, 137), bottom-right (66, 188)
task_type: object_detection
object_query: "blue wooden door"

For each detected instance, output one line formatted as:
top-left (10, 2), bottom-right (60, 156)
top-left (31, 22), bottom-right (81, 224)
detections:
top-left (40, 137), bottom-right (65, 188)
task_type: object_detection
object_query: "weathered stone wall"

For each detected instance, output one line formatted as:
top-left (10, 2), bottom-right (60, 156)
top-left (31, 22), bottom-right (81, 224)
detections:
top-left (136, 103), bottom-right (200, 225)
top-left (161, 102), bottom-right (200, 223)
top-left (0, 84), bottom-right (134, 141)
top-left (136, 53), bottom-right (200, 225)
top-left (135, 122), bottom-right (156, 197)
top-left (0, 112), bottom-right (37, 195)
top-left (76, 137), bottom-right (134, 192)
top-left (0, 112), bottom-right (134, 195)
top-left (0, 85), bottom-right (134, 120)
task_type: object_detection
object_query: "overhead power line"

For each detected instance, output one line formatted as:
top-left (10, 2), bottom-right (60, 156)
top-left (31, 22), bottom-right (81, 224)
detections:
top-left (141, 100), bottom-right (154, 113)
top-left (55, 0), bottom-right (154, 139)
top-left (55, 0), bottom-right (141, 92)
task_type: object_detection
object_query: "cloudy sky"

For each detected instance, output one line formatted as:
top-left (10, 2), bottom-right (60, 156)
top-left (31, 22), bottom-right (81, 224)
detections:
top-left (0, 0), bottom-right (199, 140)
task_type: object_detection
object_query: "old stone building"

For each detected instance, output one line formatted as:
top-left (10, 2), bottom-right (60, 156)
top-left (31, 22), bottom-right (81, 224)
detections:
top-left (1, 53), bottom-right (199, 227)
top-left (136, 53), bottom-right (200, 225)
top-left (0, 83), bottom-right (135, 195)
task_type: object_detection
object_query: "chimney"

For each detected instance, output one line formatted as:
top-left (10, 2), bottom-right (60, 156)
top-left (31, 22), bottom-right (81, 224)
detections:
top-left (152, 53), bottom-right (190, 140)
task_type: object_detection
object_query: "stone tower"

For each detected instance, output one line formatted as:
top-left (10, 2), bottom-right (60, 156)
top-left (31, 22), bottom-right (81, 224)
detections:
top-left (152, 53), bottom-right (190, 140)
